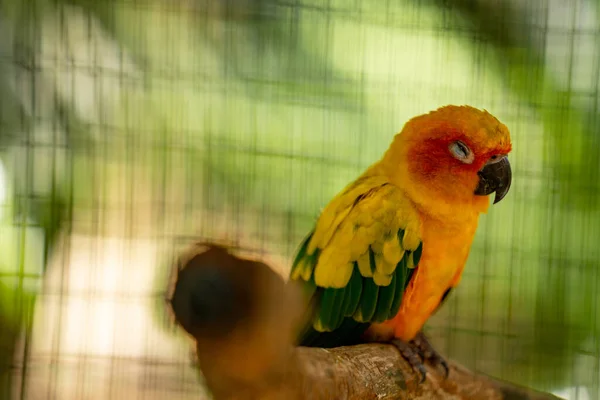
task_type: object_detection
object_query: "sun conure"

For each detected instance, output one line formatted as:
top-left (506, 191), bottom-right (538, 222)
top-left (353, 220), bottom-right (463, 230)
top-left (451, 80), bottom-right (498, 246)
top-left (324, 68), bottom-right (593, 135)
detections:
top-left (290, 105), bottom-right (512, 381)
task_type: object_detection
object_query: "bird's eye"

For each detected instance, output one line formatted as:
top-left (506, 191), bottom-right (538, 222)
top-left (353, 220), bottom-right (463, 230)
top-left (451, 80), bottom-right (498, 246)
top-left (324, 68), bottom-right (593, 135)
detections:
top-left (449, 141), bottom-right (474, 164)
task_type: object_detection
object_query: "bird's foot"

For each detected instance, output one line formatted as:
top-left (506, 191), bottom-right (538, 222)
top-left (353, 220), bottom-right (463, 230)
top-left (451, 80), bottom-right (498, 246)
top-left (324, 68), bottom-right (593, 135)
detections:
top-left (411, 331), bottom-right (449, 378)
top-left (391, 338), bottom-right (428, 383)
top-left (390, 331), bottom-right (449, 383)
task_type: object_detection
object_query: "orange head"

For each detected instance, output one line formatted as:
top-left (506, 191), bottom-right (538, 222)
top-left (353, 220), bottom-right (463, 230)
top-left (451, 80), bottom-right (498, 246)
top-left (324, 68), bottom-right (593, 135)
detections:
top-left (381, 105), bottom-right (513, 217)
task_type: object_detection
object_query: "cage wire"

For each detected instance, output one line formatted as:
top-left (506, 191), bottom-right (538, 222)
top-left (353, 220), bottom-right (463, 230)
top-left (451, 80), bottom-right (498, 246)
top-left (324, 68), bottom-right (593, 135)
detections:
top-left (0, 0), bottom-right (599, 399)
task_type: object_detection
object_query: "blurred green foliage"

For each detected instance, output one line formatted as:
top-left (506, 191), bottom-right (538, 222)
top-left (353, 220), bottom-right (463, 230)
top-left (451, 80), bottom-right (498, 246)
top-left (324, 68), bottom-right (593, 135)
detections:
top-left (0, 0), bottom-right (598, 398)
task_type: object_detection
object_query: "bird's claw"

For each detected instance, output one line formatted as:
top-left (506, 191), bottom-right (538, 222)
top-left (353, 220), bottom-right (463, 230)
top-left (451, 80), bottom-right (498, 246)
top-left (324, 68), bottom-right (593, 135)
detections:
top-left (440, 359), bottom-right (450, 379)
top-left (390, 332), bottom-right (449, 383)
top-left (412, 331), bottom-right (450, 379)
top-left (390, 339), bottom-right (427, 383)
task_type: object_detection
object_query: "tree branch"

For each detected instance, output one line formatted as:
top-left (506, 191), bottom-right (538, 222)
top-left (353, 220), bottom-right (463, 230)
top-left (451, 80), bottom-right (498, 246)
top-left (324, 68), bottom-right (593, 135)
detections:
top-left (167, 242), bottom-right (563, 400)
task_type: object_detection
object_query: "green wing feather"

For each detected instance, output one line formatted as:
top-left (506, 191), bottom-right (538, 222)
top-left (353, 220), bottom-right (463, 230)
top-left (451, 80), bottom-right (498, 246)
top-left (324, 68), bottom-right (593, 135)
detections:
top-left (290, 175), bottom-right (423, 342)
top-left (372, 267), bottom-right (397, 322)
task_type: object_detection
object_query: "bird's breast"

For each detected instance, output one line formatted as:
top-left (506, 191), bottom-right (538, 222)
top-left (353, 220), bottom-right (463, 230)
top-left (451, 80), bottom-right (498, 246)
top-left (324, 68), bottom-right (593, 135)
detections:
top-left (382, 214), bottom-right (480, 341)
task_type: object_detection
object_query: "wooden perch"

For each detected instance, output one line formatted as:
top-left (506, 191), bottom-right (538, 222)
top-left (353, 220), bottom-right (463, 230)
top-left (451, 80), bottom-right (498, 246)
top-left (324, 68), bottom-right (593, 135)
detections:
top-left (168, 242), bottom-right (563, 400)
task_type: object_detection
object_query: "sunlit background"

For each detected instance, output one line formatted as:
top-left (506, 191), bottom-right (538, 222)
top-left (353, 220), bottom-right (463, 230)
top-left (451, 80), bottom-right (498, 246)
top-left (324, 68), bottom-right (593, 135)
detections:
top-left (0, 0), bottom-right (599, 399)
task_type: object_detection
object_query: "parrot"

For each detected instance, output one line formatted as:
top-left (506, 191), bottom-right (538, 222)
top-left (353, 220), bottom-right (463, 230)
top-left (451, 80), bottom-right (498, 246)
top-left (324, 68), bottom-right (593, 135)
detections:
top-left (290, 105), bottom-right (512, 381)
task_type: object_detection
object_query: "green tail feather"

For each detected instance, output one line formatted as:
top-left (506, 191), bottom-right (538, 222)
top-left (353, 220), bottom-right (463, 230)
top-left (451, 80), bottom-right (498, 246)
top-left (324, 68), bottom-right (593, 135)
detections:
top-left (290, 232), bottom-right (315, 280)
top-left (337, 282), bottom-right (353, 329)
top-left (326, 287), bottom-right (346, 330)
top-left (353, 278), bottom-right (379, 322)
top-left (344, 265), bottom-right (363, 317)
top-left (372, 269), bottom-right (396, 322)
top-left (389, 258), bottom-right (406, 317)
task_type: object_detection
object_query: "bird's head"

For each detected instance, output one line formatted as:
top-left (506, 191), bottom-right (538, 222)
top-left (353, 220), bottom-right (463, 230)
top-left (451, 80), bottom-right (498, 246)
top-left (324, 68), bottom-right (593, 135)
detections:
top-left (382, 105), bottom-right (512, 216)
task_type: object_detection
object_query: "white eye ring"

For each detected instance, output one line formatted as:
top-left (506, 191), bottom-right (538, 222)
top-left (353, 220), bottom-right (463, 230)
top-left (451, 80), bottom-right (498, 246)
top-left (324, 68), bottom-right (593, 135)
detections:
top-left (449, 141), bottom-right (474, 164)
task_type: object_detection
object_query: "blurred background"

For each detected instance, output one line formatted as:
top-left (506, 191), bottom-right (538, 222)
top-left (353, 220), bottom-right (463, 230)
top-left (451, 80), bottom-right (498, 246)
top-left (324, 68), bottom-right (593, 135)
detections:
top-left (0, 0), bottom-right (599, 399)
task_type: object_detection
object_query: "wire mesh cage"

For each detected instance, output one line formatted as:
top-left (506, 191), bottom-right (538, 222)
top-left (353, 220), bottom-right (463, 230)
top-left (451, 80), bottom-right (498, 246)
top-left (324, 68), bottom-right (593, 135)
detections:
top-left (0, 0), bottom-right (599, 399)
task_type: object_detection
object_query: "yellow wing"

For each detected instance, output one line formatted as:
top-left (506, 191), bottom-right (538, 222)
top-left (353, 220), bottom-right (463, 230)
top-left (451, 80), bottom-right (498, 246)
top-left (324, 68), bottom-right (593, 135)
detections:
top-left (290, 174), bottom-right (423, 333)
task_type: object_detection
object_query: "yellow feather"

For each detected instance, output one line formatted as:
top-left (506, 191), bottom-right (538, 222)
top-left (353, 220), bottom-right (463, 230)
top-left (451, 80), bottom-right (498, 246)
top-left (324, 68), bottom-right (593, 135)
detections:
top-left (371, 238), bottom-right (384, 254)
top-left (381, 257), bottom-right (398, 275)
top-left (314, 258), bottom-right (353, 288)
top-left (318, 244), bottom-right (350, 269)
top-left (373, 269), bottom-right (393, 286)
top-left (308, 178), bottom-right (390, 255)
top-left (290, 257), bottom-right (312, 282)
top-left (308, 205), bottom-right (352, 254)
top-left (350, 227), bottom-right (369, 260)
top-left (356, 251), bottom-right (373, 277)
top-left (353, 309), bottom-right (367, 322)
top-left (406, 252), bottom-right (415, 269)
top-left (314, 318), bottom-right (328, 332)
top-left (373, 251), bottom-right (394, 276)
top-left (402, 228), bottom-right (421, 251)
top-left (334, 262), bottom-right (355, 287)
top-left (301, 260), bottom-right (313, 281)
top-left (290, 267), bottom-right (302, 281)
top-left (354, 211), bottom-right (373, 227)
top-left (322, 206), bottom-right (353, 245)
top-left (335, 223), bottom-right (355, 251)
top-left (383, 236), bottom-right (404, 266)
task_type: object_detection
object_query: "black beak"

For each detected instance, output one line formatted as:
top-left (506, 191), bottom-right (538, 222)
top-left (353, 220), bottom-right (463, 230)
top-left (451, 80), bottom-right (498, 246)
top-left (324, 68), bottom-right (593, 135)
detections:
top-left (474, 157), bottom-right (512, 204)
